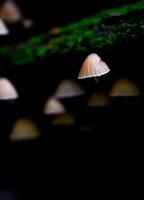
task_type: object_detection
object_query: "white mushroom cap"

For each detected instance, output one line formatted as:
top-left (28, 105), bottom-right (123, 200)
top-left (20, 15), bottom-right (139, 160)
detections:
top-left (0, 18), bottom-right (9, 35)
top-left (0, 77), bottom-right (18, 100)
top-left (78, 53), bottom-right (110, 79)
top-left (54, 78), bottom-right (86, 99)
top-left (43, 96), bottom-right (66, 115)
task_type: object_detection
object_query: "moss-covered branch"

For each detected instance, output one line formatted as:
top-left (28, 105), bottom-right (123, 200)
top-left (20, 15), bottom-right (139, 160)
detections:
top-left (0, 0), bottom-right (144, 66)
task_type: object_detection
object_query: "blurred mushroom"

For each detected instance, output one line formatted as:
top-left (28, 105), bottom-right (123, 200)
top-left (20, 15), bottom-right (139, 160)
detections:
top-left (0, 0), bottom-right (23, 23)
top-left (78, 53), bottom-right (110, 79)
top-left (0, 77), bottom-right (18, 100)
top-left (21, 18), bottom-right (34, 29)
top-left (43, 96), bottom-right (66, 115)
top-left (108, 77), bottom-right (142, 97)
top-left (9, 117), bottom-right (41, 141)
top-left (0, 17), bottom-right (9, 35)
top-left (54, 78), bottom-right (86, 99)
top-left (52, 112), bottom-right (76, 126)
top-left (87, 92), bottom-right (111, 107)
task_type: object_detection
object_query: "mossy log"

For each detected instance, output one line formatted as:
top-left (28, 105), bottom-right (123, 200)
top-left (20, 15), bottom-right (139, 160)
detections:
top-left (0, 0), bottom-right (144, 67)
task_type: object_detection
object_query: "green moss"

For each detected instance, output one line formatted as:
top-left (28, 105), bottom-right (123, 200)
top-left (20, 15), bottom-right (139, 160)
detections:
top-left (12, 56), bottom-right (34, 66)
top-left (140, 24), bottom-right (144, 31)
top-left (36, 46), bottom-right (48, 57)
top-left (27, 33), bottom-right (48, 45)
top-left (0, 46), bottom-right (9, 55)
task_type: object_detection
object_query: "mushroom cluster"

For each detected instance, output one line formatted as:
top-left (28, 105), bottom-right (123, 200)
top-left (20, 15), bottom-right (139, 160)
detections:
top-left (0, 0), bottom-right (143, 139)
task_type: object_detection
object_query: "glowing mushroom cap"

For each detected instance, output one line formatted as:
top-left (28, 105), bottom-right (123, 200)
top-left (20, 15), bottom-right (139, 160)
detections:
top-left (54, 78), bottom-right (86, 99)
top-left (87, 92), bottom-right (111, 107)
top-left (0, 0), bottom-right (23, 23)
top-left (9, 117), bottom-right (41, 141)
top-left (52, 112), bottom-right (76, 126)
top-left (0, 18), bottom-right (9, 35)
top-left (43, 96), bottom-right (66, 115)
top-left (78, 53), bottom-right (110, 79)
top-left (0, 77), bottom-right (18, 100)
top-left (108, 77), bottom-right (142, 97)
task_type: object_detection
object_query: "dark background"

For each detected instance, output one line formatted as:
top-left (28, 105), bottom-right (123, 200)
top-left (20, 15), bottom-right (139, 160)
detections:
top-left (0, 0), bottom-right (143, 198)
top-left (16, 0), bottom-right (138, 26)
top-left (0, 0), bottom-right (139, 32)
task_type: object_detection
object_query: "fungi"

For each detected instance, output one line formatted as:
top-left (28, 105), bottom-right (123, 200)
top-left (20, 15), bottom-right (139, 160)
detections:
top-left (9, 117), bottom-right (41, 141)
top-left (0, 0), bottom-right (23, 23)
top-left (78, 53), bottom-right (110, 79)
top-left (21, 18), bottom-right (34, 29)
top-left (108, 77), bottom-right (142, 97)
top-left (0, 77), bottom-right (18, 100)
top-left (52, 112), bottom-right (76, 126)
top-left (87, 92), bottom-right (111, 107)
top-left (0, 18), bottom-right (9, 35)
top-left (54, 78), bottom-right (86, 99)
top-left (43, 96), bottom-right (66, 115)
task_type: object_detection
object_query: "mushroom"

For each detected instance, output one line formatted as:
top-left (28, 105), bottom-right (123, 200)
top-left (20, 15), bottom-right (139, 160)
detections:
top-left (52, 112), bottom-right (76, 126)
top-left (78, 53), bottom-right (110, 79)
top-left (87, 92), bottom-right (111, 107)
top-left (43, 96), bottom-right (66, 115)
top-left (21, 18), bottom-right (34, 29)
top-left (0, 17), bottom-right (9, 35)
top-left (108, 77), bottom-right (142, 97)
top-left (54, 78), bottom-right (86, 99)
top-left (0, 0), bottom-right (23, 23)
top-left (9, 117), bottom-right (41, 141)
top-left (0, 77), bottom-right (19, 100)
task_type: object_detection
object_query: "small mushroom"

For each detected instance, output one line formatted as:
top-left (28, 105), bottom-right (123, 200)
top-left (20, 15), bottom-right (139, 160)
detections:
top-left (9, 117), bottom-right (41, 141)
top-left (52, 112), bottom-right (76, 126)
top-left (43, 96), bottom-right (66, 115)
top-left (108, 77), bottom-right (142, 97)
top-left (78, 53), bottom-right (110, 79)
top-left (0, 17), bottom-right (9, 35)
top-left (21, 18), bottom-right (34, 29)
top-left (0, 77), bottom-right (18, 100)
top-left (54, 78), bottom-right (86, 99)
top-left (0, 0), bottom-right (23, 23)
top-left (87, 92), bottom-right (111, 107)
